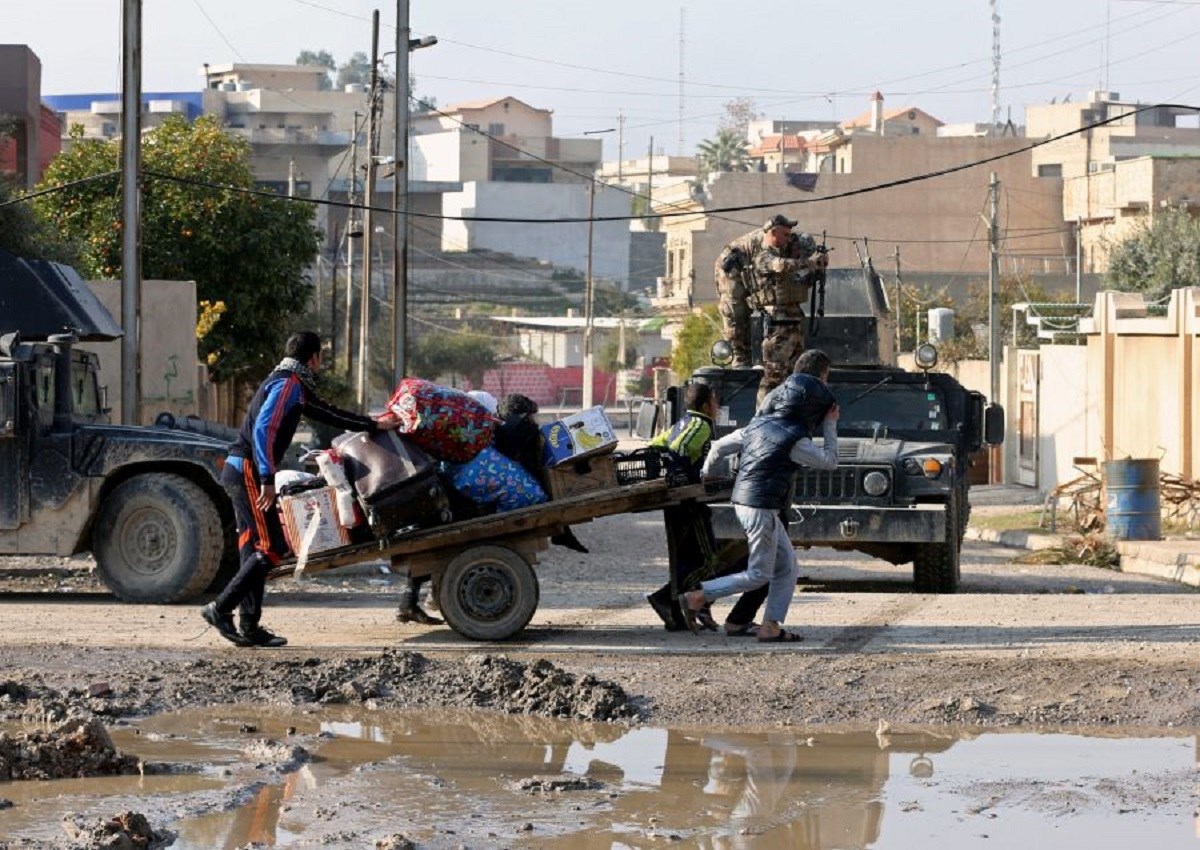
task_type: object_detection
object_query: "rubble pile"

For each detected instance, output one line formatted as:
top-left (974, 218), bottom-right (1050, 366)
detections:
top-left (0, 718), bottom-right (139, 781)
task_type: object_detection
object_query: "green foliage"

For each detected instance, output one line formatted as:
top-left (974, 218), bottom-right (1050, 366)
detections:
top-left (894, 276), bottom-right (1070, 362)
top-left (0, 178), bottom-right (80, 263)
top-left (296, 49), bottom-right (335, 90)
top-left (598, 332), bottom-right (638, 373)
top-left (337, 52), bottom-right (371, 89)
top-left (33, 116), bottom-right (320, 383)
top-left (696, 129), bottom-right (750, 178)
top-left (670, 305), bottom-right (723, 377)
top-left (409, 331), bottom-right (497, 387)
top-left (1105, 206), bottom-right (1200, 305)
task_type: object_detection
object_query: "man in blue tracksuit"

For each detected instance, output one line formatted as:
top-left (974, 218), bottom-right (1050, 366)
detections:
top-left (201, 331), bottom-right (397, 647)
top-left (681, 349), bottom-right (839, 643)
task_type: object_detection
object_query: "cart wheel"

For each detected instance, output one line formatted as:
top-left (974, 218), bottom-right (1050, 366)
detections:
top-left (438, 545), bottom-right (540, 641)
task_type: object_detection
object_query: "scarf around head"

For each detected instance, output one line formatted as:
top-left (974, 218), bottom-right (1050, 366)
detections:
top-left (276, 357), bottom-right (318, 394)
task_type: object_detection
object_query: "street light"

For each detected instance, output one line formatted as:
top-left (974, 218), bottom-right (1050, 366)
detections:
top-left (391, 2), bottom-right (438, 387)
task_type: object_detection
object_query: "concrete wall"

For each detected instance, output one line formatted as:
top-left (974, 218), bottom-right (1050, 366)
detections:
top-left (992, 288), bottom-right (1200, 493)
top-left (441, 181), bottom-right (633, 285)
top-left (411, 130), bottom-right (489, 183)
top-left (80, 280), bottom-right (200, 426)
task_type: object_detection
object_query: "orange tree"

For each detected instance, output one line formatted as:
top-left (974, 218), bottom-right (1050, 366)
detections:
top-left (33, 115), bottom-right (319, 384)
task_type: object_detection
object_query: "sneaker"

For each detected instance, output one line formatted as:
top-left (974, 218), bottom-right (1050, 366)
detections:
top-left (239, 624), bottom-right (288, 647)
top-left (201, 602), bottom-right (251, 647)
top-left (396, 606), bottom-right (443, 626)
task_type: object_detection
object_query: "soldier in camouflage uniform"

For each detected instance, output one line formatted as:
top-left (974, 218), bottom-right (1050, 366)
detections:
top-left (713, 213), bottom-right (828, 402)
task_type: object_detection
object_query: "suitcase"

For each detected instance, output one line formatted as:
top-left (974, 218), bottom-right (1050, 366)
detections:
top-left (332, 430), bottom-right (452, 537)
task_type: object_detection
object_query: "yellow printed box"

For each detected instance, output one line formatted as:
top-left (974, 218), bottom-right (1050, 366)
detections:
top-left (540, 406), bottom-right (618, 468)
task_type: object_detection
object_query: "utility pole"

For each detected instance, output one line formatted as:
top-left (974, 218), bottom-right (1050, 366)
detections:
top-left (892, 246), bottom-right (902, 355)
top-left (357, 10), bottom-right (381, 409)
top-left (582, 179), bottom-right (597, 409)
top-left (392, 0), bottom-right (412, 385)
top-left (344, 113), bottom-right (359, 380)
top-left (287, 158), bottom-right (296, 197)
top-left (1075, 215), bottom-right (1083, 303)
top-left (617, 111), bottom-right (625, 182)
top-left (120, 0), bottom-right (142, 424)
top-left (988, 172), bottom-right (1002, 484)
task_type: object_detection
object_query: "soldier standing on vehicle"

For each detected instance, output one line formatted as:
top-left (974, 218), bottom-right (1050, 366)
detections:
top-left (201, 331), bottom-right (399, 648)
top-left (713, 214), bottom-right (828, 402)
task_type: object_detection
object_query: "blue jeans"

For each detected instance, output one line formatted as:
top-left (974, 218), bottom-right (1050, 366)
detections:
top-left (700, 505), bottom-right (797, 624)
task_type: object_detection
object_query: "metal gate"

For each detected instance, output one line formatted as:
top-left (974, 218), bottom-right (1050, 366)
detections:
top-left (1016, 350), bottom-right (1039, 487)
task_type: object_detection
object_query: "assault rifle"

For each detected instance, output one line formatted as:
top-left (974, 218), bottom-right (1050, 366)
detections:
top-left (807, 230), bottom-right (830, 337)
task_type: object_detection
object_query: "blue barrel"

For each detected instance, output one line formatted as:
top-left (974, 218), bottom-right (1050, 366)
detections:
top-left (1103, 459), bottom-right (1161, 541)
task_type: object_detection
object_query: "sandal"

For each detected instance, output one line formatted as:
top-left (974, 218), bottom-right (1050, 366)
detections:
top-left (725, 622), bottom-right (761, 638)
top-left (676, 593), bottom-right (704, 635)
top-left (695, 608), bottom-right (720, 632)
top-left (757, 629), bottom-right (803, 643)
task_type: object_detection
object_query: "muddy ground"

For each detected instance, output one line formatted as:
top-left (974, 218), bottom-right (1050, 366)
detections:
top-left (0, 508), bottom-right (1198, 846)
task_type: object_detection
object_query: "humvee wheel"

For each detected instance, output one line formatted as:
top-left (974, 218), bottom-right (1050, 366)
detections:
top-left (438, 545), bottom-right (539, 641)
top-left (94, 473), bottom-right (223, 603)
top-left (912, 494), bottom-right (961, 593)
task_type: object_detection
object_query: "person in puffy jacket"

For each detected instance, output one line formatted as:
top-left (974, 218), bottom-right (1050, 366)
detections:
top-left (680, 349), bottom-right (839, 643)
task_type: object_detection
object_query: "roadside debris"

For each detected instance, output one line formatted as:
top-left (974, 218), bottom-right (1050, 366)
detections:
top-left (0, 718), bottom-right (138, 781)
top-left (60, 810), bottom-right (174, 850)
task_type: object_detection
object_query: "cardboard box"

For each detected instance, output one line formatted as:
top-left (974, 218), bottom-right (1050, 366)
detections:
top-left (541, 406), bottom-right (619, 467)
top-left (279, 486), bottom-right (350, 558)
top-left (545, 455), bottom-right (619, 500)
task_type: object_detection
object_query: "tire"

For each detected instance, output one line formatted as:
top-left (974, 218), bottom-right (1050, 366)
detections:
top-left (93, 473), bottom-right (224, 603)
top-left (437, 545), bottom-right (540, 641)
top-left (912, 495), bottom-right (961, 594)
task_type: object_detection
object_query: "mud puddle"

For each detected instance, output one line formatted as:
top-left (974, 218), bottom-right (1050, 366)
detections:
top-left (1, 708), bottom-right (1196, 849)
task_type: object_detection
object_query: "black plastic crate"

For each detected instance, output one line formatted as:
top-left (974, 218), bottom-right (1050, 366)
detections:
top-left (613, 448), bottom-right (691, 487)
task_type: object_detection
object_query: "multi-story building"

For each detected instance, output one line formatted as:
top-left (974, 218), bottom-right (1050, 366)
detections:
top-left (0, 45), bottom-right (61, 188)
top-left (652, 97), bottom-right (1064, 317)
top-left (1027, 91), bottom-right (1200, 272)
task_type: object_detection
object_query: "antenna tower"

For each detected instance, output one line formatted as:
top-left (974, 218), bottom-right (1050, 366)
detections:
top-left (678, 7), bottom-right (685, 156)
top-left (990, 0), bottom-right (1001, 133)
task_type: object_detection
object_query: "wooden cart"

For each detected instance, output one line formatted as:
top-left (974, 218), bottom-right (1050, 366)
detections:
top-left (266, 479), bottom-right (721, 641)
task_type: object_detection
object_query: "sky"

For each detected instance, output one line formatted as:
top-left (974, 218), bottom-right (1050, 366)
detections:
top-left (10, 0), bottom-right (1200, 159)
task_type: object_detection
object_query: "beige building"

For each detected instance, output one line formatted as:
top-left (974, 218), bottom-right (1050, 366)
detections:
top-left (410, 96), bottom-right (600, 185)
top-left (1026, 91), bottom-right (1200, 272)
top-left (653, 134), bottom-right (1064, 316)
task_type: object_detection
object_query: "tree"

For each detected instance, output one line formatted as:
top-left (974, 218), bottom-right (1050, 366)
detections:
top-left (695, 129), bottom-right (750, 177)
top-left (598, 332), bottom-right (638, 373)
top-left (33, 116), bottom-right (321, 384)
top-left (296, 49), bottom-right (335, 91)
top-left (669, 305), bottom-right (723, 378)
top-left (1105, 206), bottom-right (1200, 305)
top-left (0, 178), bottom-right (80, 264)
top-left (409, 332), bottom-right (497, 387)
top-left (337, 52), bottom-right (372, 89)
top-left (718, 96), bottom-right (761, 139)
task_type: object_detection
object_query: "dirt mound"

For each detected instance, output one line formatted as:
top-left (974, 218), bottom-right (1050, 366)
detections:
top-left (60, 811), bottom-right (174, 850)
top-left (0, 718), bottom-right (139, 781)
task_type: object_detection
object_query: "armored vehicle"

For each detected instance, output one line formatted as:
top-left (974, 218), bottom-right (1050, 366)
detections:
top-left (641, 259), bottom-right (1004, 592)
top-left (0, 250), bottom-right (235, 602)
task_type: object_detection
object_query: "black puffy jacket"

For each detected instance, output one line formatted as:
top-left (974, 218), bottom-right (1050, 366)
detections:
top-left (731, 373), bottom-right (835, 510)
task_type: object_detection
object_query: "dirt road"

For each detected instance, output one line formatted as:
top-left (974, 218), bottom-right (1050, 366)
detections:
top-left (1, 510), bottom-right (1197, 730)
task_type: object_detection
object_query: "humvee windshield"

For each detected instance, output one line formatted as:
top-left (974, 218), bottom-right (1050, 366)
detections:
top-left (831, 383), bottom-right (949, 433)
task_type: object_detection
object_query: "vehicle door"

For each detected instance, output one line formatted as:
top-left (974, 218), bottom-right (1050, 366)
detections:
top-left (0, 363), bottom-right (27, 529)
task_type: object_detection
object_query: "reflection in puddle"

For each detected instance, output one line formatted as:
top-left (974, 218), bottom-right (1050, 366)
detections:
top-left (1, 708), bottom-right (1195, 848)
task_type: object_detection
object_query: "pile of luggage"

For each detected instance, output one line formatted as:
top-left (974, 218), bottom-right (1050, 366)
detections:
top-left (276, 379), bottom-right (625, 561)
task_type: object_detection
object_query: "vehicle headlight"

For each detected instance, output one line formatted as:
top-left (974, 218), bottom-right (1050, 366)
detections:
top-left (902, 458), bottom-right (923, 475)
top-left (915, 343), bottom-right (939, 370)
top-left (863, 470), bottom-right (890, 496)
top-left (922, 458), bottom-right (943, 478)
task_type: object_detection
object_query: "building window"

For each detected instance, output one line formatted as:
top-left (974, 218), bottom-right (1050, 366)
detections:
top-left (488, 122), bottom-right (505, 136)
top-left (1037, 163), bottom-right (1063, 178)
